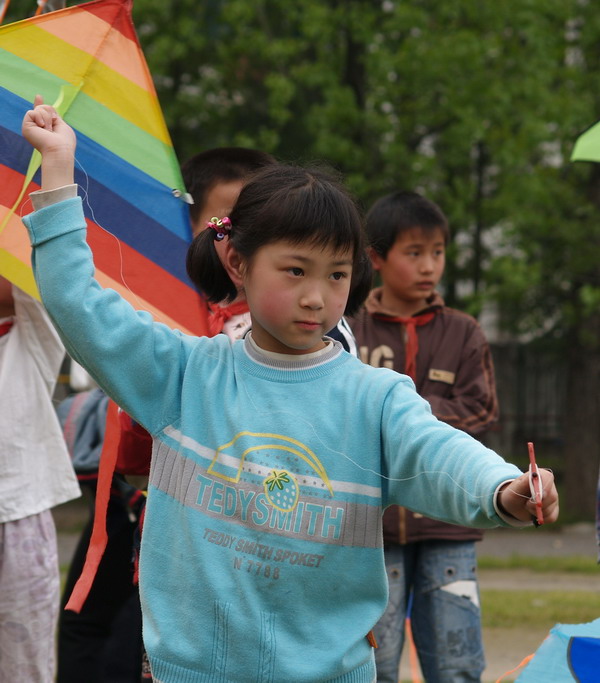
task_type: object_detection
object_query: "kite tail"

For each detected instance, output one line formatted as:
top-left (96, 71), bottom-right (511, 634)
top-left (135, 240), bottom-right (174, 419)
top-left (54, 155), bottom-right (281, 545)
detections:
top-left (65, 400), bottom-right (121, 612)
top-left (406, 616), bottom-right (421, 683)
top-left (494, 652), bottom-right (535, 683)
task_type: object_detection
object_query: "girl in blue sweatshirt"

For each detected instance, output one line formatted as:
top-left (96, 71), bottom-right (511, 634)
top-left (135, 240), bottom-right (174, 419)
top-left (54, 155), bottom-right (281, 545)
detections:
top-left (22, 99), bottom-right (558, 683)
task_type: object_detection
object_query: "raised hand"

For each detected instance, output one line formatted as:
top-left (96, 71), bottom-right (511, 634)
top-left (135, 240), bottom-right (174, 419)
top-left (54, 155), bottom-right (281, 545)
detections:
top-left (21, 95), bottom-right (76, 190)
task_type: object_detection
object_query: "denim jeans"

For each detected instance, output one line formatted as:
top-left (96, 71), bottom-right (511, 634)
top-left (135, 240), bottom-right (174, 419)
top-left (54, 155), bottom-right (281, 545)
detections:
top-left (374, 540), bottom-right (484, 683)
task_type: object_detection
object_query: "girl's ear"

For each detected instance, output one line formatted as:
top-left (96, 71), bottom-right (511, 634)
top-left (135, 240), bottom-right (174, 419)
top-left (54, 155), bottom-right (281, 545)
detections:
top-left (223, 242), bottom-right (245, 289)
top-left (367, 246), bottom-right (383, 271)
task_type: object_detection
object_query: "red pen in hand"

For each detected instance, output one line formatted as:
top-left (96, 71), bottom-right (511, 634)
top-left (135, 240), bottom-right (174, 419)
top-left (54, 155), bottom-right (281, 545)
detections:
top-left (528, 441), bottom-right (544, 526)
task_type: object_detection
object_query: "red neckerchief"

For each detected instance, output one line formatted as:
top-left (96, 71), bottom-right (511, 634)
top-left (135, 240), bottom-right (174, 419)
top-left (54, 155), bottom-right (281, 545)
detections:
top-left (0, 320), bottom-right (14, 337)
top-left (207, 300), bottom-right (249, 337)
top-left (372, 310), bottom-right (438, 380)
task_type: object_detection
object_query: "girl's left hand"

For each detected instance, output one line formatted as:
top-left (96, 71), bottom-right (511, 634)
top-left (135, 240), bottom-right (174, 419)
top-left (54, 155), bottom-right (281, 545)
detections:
top-left (498, 469), bottom-right (559, 524)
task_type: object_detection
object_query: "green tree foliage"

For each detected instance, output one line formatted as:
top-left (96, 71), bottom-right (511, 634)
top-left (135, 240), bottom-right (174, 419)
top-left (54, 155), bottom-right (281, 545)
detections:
top-left (134, 1), bottom-right (595, 314)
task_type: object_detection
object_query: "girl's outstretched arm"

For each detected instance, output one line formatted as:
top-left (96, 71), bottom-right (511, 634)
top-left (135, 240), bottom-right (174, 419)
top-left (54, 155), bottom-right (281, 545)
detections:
top-left (22, 94), bottom-right (76, 190)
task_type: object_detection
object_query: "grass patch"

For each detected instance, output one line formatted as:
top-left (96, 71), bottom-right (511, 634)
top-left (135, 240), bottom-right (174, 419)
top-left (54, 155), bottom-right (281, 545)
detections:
top-left (481, 589), bottom-right (600, 629)
top-left (60, 565), bottom-right (69, 592)
top-left (478, 554), bottom-right (598, 573)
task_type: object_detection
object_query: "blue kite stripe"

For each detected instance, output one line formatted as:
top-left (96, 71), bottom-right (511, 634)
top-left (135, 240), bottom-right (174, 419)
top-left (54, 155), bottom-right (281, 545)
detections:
top-left (0, 122), bottom-right (193, 285)
top-left (76, 165), bottom-right (194, 286)
top-left (0, 86), bottom-right (193, 244)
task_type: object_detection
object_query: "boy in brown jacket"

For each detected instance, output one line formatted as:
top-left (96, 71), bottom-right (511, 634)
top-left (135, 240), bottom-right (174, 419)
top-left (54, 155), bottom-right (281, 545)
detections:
top-left (349, 191), bottom-right (498, 683)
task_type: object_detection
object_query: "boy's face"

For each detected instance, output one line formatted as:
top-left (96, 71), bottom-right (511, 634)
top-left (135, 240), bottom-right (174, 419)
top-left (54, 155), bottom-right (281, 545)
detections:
top-left (370, 227), bottom-right (445, 316)
top-left (192, 179), bottom-right (244, 237)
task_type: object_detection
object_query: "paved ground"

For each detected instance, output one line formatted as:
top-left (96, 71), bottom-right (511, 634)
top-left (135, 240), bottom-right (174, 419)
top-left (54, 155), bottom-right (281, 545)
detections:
top-left (54, 501), bottom-right (599, 683)
top-left (479, 522), bottom-right (598, 560)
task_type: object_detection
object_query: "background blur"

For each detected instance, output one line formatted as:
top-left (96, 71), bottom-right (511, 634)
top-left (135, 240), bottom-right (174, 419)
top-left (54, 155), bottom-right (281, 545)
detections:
top-left (6, 0), bottom-right (600, 520)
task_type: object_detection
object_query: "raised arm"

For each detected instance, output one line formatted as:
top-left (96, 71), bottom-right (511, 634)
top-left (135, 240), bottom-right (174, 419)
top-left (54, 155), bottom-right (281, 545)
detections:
top-left (21, 98), bottom-right (193, 434)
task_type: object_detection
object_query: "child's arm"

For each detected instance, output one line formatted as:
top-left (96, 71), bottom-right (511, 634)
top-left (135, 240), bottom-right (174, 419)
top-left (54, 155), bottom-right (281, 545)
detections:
top-left (22, 95), bottom-right (76, 191)
top-left (497, 469), bottom-right (559, 524)
top-left (11, 285), bottom-right (66, 390)
top-left (379, 375), bottom-right (559, 528)
top-left (20, 98), bottom-right (195, 435)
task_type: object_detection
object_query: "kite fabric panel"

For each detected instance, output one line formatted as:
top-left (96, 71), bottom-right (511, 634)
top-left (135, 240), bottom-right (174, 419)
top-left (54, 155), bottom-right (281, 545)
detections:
top-left (515, 619), bottom-right (600, 683)
top-left (0, 0), bottom-right (209, 336)
top-left (571, 119), bottom-right (600, 164)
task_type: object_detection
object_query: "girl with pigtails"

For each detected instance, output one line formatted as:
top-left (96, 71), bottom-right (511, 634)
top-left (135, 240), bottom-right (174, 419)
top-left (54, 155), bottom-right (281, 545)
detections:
top-left (22, 99), bottom-right (558, 683)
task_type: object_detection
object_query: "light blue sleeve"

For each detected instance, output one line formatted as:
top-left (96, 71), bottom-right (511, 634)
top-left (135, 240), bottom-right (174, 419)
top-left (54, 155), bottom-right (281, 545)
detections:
top-left (380, 376), bottom-right (522, 528)
top-left (22, 197), bottom-right (195, 434)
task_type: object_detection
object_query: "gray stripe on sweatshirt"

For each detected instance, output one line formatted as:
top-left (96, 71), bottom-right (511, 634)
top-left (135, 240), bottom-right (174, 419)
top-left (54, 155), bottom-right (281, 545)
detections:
top-left (149, 440), bottom-right (383, 549)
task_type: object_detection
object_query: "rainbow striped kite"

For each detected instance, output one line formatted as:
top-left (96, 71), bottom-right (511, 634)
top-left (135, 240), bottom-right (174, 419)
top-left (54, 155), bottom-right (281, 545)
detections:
top-left (0, 0), bottom-right (209, 336)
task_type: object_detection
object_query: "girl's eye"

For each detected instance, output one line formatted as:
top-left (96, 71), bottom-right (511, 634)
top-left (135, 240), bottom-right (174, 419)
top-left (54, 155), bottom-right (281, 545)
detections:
top-left (289, 267), bottom-right (303, 276)
top-left (331, 271), bottom-right (348, 281)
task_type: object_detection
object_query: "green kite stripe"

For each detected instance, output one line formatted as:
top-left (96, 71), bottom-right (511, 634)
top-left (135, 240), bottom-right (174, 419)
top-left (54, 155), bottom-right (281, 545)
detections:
top-left (0, 48), bottom-right (181, 189)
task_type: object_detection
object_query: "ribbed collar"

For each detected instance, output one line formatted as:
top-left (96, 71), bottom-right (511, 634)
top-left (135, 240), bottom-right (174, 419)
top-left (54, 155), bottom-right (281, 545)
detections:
top-left (239, 333), bottom-right (347, 382)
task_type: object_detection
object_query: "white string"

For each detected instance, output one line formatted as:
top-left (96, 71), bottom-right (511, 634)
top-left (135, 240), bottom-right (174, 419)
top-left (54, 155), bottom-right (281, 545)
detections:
top-left (74, 154), bottom-right (167, 322)
top-left (229, 356), bottom-right (540, 502)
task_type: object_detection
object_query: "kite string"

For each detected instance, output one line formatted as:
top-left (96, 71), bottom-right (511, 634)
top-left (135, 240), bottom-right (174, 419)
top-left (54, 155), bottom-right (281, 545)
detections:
top-left (233, 373), bottom-right (537, 501)
top-left (74, 155), bottom-right (171, 327)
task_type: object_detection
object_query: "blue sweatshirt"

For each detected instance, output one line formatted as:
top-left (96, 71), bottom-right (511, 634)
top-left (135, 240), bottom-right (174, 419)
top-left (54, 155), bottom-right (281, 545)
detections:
top-left (24, 198), bottom-right (521, 683)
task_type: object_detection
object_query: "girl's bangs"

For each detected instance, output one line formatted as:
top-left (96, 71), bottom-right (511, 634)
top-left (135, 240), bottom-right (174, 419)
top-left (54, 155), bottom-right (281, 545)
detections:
top-left (259, 181), bottom-right (362, 256)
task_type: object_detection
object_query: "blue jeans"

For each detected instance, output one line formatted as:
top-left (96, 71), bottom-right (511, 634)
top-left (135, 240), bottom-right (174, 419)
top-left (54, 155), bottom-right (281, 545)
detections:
top-left (374, 541), bottom-right (484, 683)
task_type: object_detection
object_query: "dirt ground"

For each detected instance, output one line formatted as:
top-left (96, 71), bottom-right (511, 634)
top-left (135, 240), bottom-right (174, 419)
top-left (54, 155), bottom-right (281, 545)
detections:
top-left (54, 501), bottom-right (599, 683)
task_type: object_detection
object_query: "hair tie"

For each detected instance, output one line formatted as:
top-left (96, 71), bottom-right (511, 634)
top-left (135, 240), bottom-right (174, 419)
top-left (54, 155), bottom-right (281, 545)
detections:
top-left (206, 216), bottom-right (232, 241)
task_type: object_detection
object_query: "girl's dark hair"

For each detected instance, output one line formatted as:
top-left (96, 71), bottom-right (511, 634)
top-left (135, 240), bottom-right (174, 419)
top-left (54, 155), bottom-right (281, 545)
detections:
top-left (367, 190), bottom-right (450, 258)
top-left (187, 164), bottom-right (371, 316)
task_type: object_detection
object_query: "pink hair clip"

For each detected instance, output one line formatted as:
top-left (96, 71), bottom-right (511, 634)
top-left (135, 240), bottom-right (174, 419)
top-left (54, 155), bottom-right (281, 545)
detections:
top-left (206, 216), bottom-right (232, 241)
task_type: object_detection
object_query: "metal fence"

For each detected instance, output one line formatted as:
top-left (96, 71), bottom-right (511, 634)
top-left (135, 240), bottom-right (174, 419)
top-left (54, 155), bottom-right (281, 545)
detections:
top-left (484, 343), bottom-right (566, 471)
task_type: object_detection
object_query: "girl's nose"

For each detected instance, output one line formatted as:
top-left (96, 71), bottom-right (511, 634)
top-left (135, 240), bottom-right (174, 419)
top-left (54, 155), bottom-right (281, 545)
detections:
top-left (300, 286), bottom-right (324, 310)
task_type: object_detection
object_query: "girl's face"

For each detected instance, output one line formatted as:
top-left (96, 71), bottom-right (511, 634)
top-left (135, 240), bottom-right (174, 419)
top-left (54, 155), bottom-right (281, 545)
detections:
top-left (241, 239), bottom-right (353, 354)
